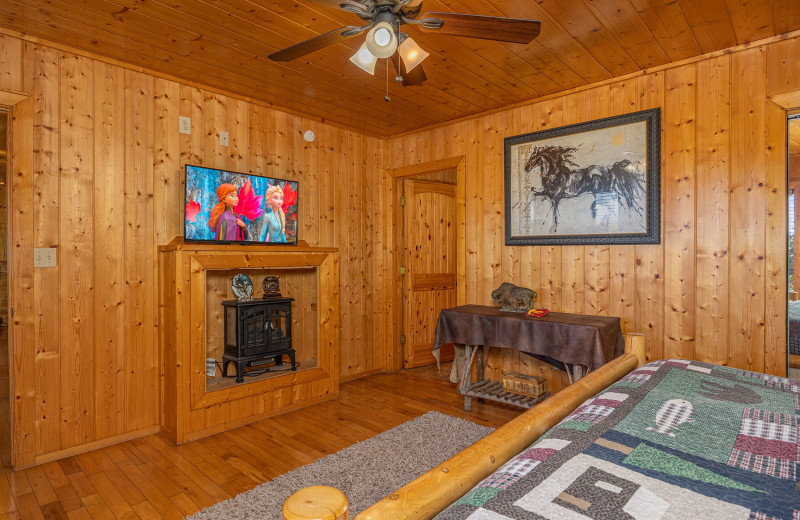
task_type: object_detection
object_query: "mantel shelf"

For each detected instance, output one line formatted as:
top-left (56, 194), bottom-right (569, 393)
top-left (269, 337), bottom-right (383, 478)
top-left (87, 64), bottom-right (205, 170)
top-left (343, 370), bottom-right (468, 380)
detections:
top-left (159, 237), bottom-right (337, 255)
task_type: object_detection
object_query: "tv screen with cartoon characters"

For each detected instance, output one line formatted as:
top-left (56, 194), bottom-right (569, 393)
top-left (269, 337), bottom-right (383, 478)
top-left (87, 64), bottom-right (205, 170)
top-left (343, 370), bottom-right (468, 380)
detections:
top-left (184, 165), bottom-right (298, 245)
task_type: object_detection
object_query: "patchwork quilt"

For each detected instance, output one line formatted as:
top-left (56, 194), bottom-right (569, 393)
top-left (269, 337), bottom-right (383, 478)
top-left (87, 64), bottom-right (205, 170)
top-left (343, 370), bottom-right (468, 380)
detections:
top-left (436, 360), bottom-right (800, 520)
top-left (789, 301), bottom-right (800, 356)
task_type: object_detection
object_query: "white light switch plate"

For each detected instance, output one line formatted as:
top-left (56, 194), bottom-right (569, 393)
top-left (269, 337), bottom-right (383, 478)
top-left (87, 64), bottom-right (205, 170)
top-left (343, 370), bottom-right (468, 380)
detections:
top-left (220, 131), bottom-right (229, 146)
top-left (179, 116), bottom-right (191, 135)
top-left (34, 248), bottom-right (57, 268)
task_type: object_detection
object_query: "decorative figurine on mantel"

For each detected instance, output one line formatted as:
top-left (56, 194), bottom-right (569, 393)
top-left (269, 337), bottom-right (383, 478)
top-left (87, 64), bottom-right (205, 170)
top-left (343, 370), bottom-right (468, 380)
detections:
top-left (263, 275), bottom-right (282, 298)
top-left (231, 273), bottom-right (254, 301)
top-left (491, 282), bottom-right (537, 312)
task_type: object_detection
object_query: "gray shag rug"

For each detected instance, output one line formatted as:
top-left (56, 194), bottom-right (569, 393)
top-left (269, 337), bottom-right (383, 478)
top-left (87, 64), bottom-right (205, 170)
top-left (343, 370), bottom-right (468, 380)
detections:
top-left (187, 411), bottom-right (493, 520)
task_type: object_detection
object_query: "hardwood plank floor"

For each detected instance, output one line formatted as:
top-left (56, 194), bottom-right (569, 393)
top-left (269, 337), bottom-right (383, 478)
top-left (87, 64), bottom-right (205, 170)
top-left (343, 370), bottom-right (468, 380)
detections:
top-left (404, 361), bottom-right (454, 384)
top-left (0, 371), bottom-right (523, 518)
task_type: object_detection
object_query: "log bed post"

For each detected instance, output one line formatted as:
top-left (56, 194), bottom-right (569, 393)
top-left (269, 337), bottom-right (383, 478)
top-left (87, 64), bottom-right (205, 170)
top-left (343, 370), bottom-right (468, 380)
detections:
top-left (282, 486), bottom-right (348, 520)
top-left (283, 332), bottom-right (646, 520)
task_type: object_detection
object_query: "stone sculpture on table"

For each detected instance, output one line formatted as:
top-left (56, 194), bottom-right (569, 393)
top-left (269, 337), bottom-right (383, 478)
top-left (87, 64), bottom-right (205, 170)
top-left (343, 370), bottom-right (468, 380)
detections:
top-left (491, 282), bottom-right (537, 312)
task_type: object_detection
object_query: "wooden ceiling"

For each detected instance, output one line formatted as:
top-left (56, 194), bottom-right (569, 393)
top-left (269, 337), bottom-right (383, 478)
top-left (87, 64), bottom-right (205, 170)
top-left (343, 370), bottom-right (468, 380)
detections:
top-left (1, 0), bottom-right (798, 136)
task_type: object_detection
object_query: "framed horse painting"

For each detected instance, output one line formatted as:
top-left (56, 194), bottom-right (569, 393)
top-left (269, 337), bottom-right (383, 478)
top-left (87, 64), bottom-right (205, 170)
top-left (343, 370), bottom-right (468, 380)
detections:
top-left (504, 108), bottom-right (660, 246)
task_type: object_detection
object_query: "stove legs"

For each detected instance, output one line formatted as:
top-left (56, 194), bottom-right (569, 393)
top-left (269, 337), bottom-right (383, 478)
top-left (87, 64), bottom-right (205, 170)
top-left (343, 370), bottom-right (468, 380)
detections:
top-left (221, 350), bottom-right (297, 382)
top-left (222, 359), bottom-right (246, 383)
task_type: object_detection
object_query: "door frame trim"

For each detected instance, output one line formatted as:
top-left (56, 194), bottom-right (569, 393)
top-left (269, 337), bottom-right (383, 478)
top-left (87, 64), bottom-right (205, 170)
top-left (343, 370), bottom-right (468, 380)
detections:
top-left (388, 156), bottom-right (466, 371)
top-left (771, 92), bottom-right (800, 376)
top-left (1, 87), bottom-right (32, 468)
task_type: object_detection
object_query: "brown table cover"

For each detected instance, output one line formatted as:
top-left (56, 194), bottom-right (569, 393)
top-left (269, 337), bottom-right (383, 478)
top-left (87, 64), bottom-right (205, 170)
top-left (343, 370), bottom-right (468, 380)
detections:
top-left (433, 305), bottom-right (625, 371)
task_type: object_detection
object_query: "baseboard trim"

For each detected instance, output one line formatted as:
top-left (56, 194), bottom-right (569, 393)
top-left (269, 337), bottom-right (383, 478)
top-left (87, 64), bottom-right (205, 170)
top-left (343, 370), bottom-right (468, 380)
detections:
top-left (25, 425), bottom-right (161, 469)
top-left (341, 368), bottom-right (385, 382)
top-left (179, 392), bottom-right (339, 444)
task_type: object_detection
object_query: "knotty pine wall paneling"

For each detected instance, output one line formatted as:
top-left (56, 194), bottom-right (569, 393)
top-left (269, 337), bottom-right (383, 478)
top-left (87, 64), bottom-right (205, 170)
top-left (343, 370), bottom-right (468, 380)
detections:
top-left (2, 34), bottom-right (387, 467)
top-left (8, 86), bottom-right (35, 468)
top-left (694, 56), bottom-right (730, 367)
top-left (4, 29), bottom-right (799, 466)
top-left (386, 35), bottom-right (800, 386)
top-left (663, 64), bottom-right (696, 362)
top-left (59, 52), bottom-right (95, 450)
top-left (730, 48), bottom-right (767, 373)
top-left (94, 60), bottom-right (126, 441)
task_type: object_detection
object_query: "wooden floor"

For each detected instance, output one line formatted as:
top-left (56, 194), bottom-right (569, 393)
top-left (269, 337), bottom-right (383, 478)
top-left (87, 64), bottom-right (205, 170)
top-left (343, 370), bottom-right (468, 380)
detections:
top-left (0, 370), bottom-right (522, 519)
top-left (404, 360), bottom-right (454, 383)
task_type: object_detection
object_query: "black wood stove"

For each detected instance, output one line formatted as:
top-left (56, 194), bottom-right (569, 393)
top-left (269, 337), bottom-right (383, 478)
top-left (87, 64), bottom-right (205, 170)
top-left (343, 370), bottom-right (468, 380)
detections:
top-left (221, 297), bottom-right (296, 383)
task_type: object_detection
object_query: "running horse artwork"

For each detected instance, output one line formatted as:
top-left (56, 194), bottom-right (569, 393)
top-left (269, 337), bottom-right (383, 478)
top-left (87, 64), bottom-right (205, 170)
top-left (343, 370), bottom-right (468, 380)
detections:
top-left (504, 108), bottom-right (661, 246)
top-left (522, 145), bottom-right (645, 232)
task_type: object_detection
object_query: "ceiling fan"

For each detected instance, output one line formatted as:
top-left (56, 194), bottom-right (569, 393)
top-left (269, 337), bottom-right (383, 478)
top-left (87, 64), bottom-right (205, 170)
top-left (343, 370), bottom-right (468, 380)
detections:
top-left (267, 0), bottom-right (541, 87)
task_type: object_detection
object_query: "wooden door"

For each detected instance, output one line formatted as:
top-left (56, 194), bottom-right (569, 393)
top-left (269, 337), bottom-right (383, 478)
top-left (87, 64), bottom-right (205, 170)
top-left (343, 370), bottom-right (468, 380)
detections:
top-left (403, 180), bottom-right (456, 368)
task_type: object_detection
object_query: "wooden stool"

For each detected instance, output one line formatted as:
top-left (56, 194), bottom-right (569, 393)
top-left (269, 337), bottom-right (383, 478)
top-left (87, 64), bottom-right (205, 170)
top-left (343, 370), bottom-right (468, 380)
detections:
top-left (283, 486), bottom-right (349, 520)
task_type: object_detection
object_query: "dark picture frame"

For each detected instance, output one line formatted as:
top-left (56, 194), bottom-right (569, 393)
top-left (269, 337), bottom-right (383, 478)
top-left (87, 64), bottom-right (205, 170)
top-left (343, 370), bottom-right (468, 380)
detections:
top-left (504, 108), bottom-right (661, 246)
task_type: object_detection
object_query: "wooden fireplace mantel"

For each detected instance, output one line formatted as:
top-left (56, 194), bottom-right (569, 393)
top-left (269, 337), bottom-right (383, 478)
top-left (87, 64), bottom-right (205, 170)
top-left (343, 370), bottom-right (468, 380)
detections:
top-left (158, 238), bottom-right (340, 443)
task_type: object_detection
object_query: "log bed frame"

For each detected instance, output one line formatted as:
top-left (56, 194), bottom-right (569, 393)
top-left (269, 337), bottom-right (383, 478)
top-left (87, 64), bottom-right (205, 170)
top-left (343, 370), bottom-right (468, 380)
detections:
top-left (283, 333), bottom-right (647, 520)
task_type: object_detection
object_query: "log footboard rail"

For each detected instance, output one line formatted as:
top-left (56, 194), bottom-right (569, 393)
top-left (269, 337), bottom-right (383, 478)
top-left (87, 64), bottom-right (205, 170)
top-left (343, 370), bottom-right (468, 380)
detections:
top-left (283, 333), bottom-right (647, 520)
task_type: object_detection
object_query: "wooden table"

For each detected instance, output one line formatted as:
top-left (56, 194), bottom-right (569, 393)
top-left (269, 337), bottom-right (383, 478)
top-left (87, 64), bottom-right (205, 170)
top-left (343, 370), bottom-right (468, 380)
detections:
top-left (433, 305), bottom-right (625, 410)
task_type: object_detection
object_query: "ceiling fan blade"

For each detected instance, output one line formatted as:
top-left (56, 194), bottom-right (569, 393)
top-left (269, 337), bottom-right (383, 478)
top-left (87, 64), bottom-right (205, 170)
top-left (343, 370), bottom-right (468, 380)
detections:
top-left (418, 13), bottom-right (541, 44)
top-left (268, 26), bottom-right (361, 62)
top-left (390, 53), bottom-right (427, 86)
top-left (304, 0), bottom-right (367, 10)
top-left (400, 0), bottom-right (424, 19)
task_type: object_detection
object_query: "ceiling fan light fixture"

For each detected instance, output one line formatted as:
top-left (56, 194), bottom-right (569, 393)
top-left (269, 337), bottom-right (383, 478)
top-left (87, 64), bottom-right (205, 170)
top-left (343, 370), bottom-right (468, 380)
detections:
top-left (366, 21), bottom-right (398, 58)
top-left (398, 37), bottom-right (429, 72)
top-left (349, 41), bottom-right (378, 74)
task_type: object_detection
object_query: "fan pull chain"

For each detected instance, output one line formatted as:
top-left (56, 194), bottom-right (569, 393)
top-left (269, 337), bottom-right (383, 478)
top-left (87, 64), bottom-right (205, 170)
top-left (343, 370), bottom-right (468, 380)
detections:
top-left (384, 59), bottom-right (391, 102)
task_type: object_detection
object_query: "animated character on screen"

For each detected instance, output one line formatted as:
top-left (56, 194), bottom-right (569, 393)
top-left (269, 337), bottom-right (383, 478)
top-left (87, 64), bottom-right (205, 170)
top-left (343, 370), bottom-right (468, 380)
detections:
top-left (207, 183), bottom-right (249, 241)
top-left (260, 184), bottom-right (286, 242)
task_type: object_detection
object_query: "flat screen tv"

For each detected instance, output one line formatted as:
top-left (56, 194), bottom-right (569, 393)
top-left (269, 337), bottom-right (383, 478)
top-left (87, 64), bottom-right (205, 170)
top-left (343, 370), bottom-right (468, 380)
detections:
top-left (184, 165), bottom-right (298, 244)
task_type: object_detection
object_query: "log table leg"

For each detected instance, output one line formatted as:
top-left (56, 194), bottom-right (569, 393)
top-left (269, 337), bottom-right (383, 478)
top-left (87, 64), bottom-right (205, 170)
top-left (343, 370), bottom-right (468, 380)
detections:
top-left (461, 345), bottom-right (473, 411)
top-left (476, 346), bottom-right (486, 403)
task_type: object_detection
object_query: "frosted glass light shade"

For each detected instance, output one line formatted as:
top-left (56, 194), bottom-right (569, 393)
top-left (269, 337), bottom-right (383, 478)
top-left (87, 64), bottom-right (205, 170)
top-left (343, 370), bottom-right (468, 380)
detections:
top-left (366, 22), bottom-right (398, 59)
top-left (398, 37), bottom-right (429, 72)
top-left (350, 41), bottom-right (378, 74)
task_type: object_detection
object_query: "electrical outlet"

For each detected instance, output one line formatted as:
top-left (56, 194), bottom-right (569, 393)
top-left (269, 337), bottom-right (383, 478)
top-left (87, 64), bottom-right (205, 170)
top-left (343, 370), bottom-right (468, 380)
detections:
top-left (34, 248), bottom-right (57, 268)
top-left (179, 116), bottom-right (191, 135)
top-left (220, 131), bottom-right (229, 146)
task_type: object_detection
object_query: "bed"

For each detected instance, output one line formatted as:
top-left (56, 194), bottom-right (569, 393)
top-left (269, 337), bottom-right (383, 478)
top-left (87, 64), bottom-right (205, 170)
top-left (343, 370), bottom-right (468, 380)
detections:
top-left (283, 335), bottom-right (800, 519)
top-left (790, 300), bottom-right (800, 369)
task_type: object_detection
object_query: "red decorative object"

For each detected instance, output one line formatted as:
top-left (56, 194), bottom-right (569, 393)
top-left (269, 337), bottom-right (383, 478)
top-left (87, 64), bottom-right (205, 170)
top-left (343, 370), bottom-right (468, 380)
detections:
top-left (185, 199), bottom-right (201, 223)
top-left (526, 308), bottom-right (550, 317)
top-left (282, 182), bottom-right (298, 214)
top-left (235, 178), bottom-right (264, 221)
